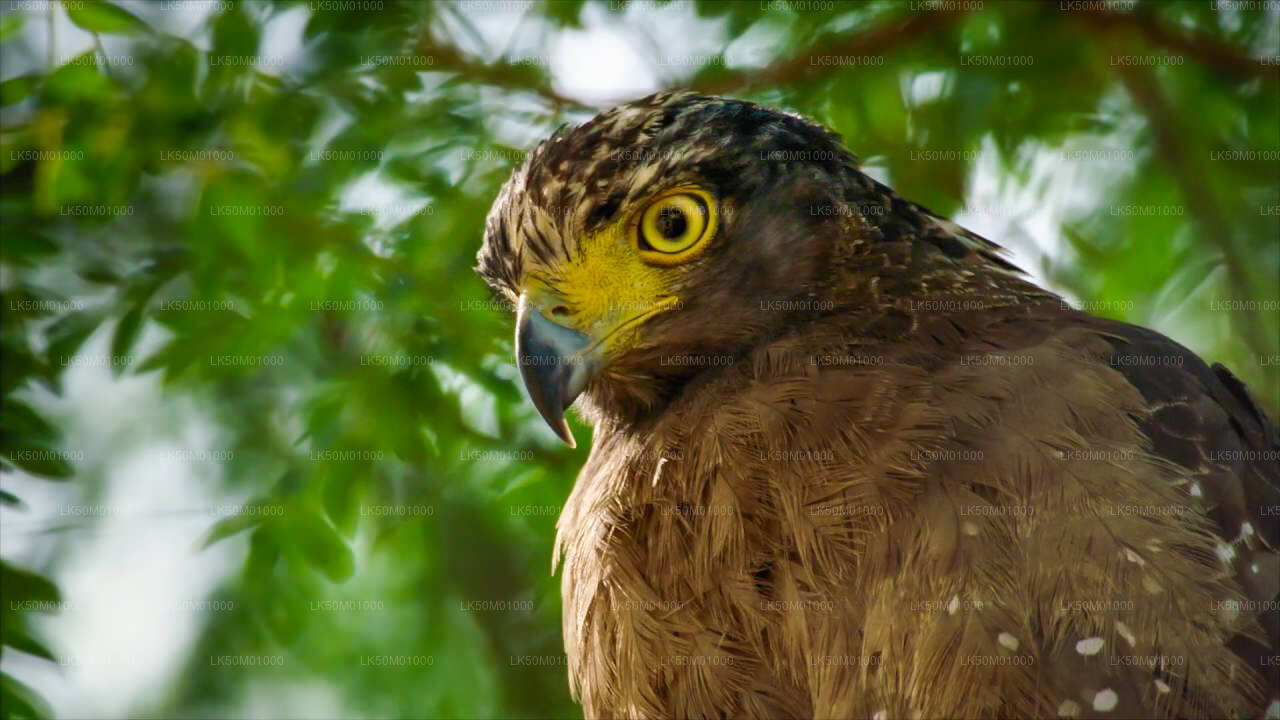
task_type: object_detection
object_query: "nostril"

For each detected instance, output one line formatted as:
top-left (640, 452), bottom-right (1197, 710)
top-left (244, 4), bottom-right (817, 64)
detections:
top-left (550, 305), bottom-right (570, 318)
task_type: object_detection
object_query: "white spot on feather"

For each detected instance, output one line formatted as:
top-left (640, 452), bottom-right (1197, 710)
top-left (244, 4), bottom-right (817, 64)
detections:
top-left (1115, 621), bottom-right (1136, 648)
top-left (1076, 637), bottom-right (1105, 655)
top-left (962, 521), bottom-right (980, 536)
top-left (1264, 699), bottom-right (1279, 719)
top-left (1057, 700), bottom-right (1081, 717)
top-left (998, 632), bottom-right (1019, 651)
top-left (1241, 522), bottom-right (1255, 539)
top-left (947, 595), bottom-right (960, 615)
top-left (1122, 547), bottom-right (1145, 566)
top-left (1093, 689), bottom-right (1118, 712)
top-left (1154, 679), bottom-right (1171, 694)
top-left (1142, 575), bottom-right (1164, 594)
top-left (1216, 543), bottom-right (1237, 564)
top-left (1190, 482), bottom-right (1203, 498)
top-left (652, 457), bottom-right (668, 487)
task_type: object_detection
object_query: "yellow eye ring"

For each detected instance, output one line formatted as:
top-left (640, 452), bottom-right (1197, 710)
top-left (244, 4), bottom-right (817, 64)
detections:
top-left (633, 187), bottom-right (717, 265)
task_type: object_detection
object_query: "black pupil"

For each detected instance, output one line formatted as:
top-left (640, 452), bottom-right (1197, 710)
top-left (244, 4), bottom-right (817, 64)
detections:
top-left (656, 206), bottom-right (687, 239)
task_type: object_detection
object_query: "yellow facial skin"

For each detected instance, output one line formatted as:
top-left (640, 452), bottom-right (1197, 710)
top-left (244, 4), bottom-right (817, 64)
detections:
top-left (521, 186), bottom-right (718, 361)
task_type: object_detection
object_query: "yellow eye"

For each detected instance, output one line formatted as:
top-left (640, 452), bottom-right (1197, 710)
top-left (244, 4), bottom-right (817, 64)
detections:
top-left (634, 188), bottom-right (717, 264)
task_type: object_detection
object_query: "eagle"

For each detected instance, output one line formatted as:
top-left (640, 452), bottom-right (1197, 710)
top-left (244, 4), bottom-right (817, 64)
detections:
top-left (475, 91), bottom-right (1279, 719)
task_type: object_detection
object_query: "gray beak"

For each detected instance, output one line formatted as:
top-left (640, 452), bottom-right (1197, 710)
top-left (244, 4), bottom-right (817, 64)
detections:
top-left (514, 295), bottom-right (600, 448)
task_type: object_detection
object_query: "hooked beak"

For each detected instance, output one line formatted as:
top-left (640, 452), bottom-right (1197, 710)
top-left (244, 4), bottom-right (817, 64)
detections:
top-left (515, 295), bottom-right (602, 448)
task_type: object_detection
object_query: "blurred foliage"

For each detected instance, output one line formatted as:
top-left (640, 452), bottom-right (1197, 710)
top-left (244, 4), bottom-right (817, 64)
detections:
top-left (0, 0), bottom-right (1276, 718)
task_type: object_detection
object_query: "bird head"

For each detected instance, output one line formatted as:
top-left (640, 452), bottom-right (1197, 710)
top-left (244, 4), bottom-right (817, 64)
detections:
top-left (476, 91), bottom-right (1023, 445)
top-left (476, 92), bottom-right (864, 444)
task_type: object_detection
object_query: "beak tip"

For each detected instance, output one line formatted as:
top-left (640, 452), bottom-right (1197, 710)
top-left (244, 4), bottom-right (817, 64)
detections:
top-left (536, 407), bottom-right (577, 448)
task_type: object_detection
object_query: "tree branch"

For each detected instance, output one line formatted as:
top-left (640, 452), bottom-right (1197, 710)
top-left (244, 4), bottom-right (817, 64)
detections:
top-left (692, 7), bottom-right (974, 96)
top-left (415, 42), bottom-right (581, 111)
top-left (417, 7), bottom-right (975, 110)
top-left (1107, 54), bottom-right (1270, 366)
top-left (1064, 4), bottom-right (1280, 81)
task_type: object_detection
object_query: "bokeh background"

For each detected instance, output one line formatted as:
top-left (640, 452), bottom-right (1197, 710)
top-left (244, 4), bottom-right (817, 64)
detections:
top-left (1, 0), bottom-right (1277, 718)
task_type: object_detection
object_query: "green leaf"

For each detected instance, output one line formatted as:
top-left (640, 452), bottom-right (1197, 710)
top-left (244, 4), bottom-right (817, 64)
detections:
top-left (244, 525), bottom-right (280, 580)
top-left (109, 306), bottom-right (143, 376)
top-left (541, 0), bottom-right (586, 27)
top-left (212, 5), bottom-right (258, 58)
top-left (2, 444), bottom-right (74, 479)
top-left (0, 400), bottom-right (59, 447)
top-left (199, 496), bottom-right (277, 548)
top-left (3, 624), bottom-right (56, 662)
top-left (0, 12), bottom-right (25, 41)
top-left (135, 336), bottom-right (202, 383)
top-left (0, 231), bottom-right (58, 265)
top-left (64, 1), bottom-right (150, 36)
top-left (44, 52), bottom-right (115, 104)
top-left (199, 513), bottom-right (260, 548)
top-left (77, 262), bottom-right (121, 284)
top-left (0, 562), bottom-right (61, 606)
top-left (0, 338), bottom-right (39, 397)
top-left (261, 578), bottom-right (305, 646)
top-left (0, 673), bottom-right (53, 720)
top-left (45, 311), bottom-right (105, 367)
top-left (322, 469), bottom-right (359, 539)
top-left (0, 489), bottom-right (25, 509)
top-left (0, 75), bottom-right (39, 106)
top-left (297, 516), bottom-right (355, 583)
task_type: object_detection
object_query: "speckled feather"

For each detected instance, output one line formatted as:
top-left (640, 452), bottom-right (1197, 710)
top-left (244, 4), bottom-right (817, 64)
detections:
top-left (477, 92), bottom-right (1279, 719)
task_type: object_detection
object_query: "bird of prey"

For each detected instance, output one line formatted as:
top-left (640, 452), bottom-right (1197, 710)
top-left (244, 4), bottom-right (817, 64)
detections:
top-left (475, 91), bottom-right (1279, 719)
